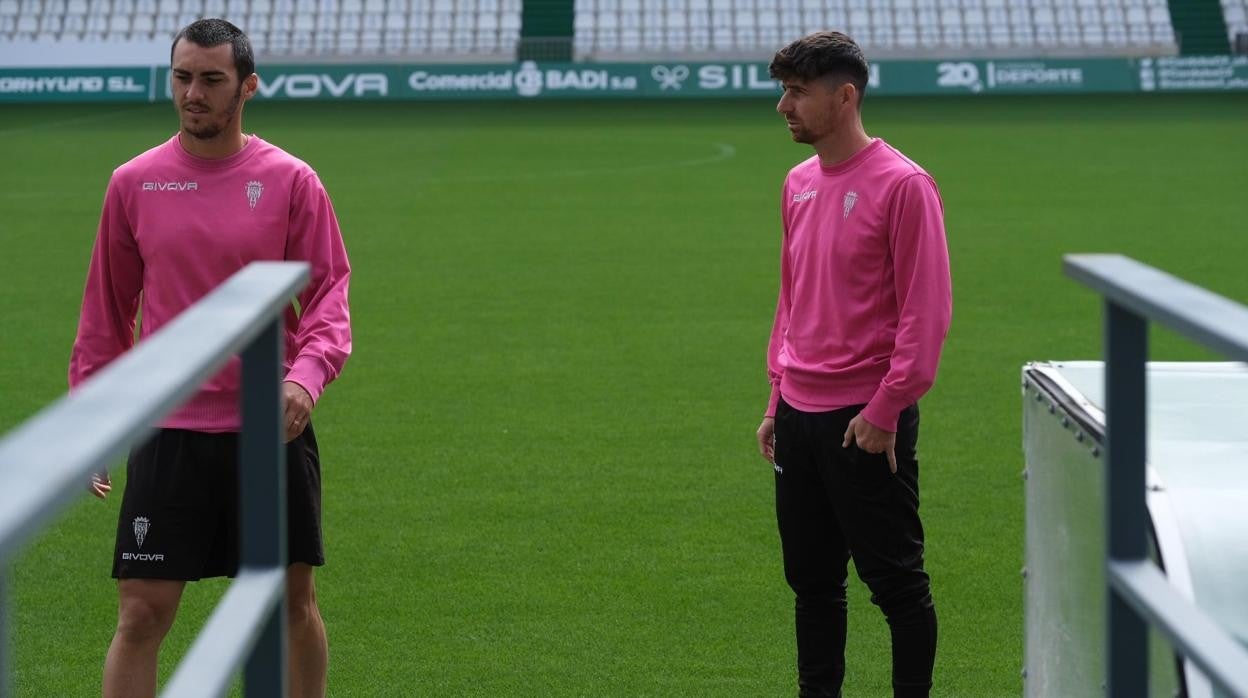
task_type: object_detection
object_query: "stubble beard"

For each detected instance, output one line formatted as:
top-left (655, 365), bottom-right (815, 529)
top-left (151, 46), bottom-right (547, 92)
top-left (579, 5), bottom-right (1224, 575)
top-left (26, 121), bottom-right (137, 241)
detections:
top-left (182, 84), bottom-right (244, 141)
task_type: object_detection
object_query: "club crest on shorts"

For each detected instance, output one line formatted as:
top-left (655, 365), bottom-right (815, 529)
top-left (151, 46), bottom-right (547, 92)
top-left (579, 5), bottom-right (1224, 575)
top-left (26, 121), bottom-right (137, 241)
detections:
top-left (246, 180), bottom-right (264, 210)
top-left (133, 516), bottom-right (150, 549)
top-left (843, 190), bottom-right (859, 219)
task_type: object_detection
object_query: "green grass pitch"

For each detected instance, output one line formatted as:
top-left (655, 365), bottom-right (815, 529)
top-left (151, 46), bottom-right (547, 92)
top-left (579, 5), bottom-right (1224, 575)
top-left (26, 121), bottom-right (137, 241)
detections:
top-left (1, 92), bottom-right (1246, 696)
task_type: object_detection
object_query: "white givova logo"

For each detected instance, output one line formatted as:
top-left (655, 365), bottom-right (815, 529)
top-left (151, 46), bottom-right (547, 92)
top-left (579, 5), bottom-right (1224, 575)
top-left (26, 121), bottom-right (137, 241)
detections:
top-left (843, 191), bottom-right (859, 219)
top-left (246, 180), bottom-right (264, 210)
top-left (133, 516), bottom-right (150, 549)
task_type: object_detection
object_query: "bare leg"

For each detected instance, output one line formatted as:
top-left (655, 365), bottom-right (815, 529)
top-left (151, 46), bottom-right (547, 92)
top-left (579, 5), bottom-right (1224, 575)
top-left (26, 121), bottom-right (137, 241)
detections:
top-left (287, 563), bottom-right (328, 698)
top-left (103, 579), bottom-right (185, 698)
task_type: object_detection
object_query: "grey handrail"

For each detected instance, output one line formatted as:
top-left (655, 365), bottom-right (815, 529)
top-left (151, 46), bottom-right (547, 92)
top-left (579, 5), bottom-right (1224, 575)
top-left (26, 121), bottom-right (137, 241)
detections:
top-left (1064, 253), bottom-right (1248, 698)
top-left (0, 261), bottom-right (309, 698)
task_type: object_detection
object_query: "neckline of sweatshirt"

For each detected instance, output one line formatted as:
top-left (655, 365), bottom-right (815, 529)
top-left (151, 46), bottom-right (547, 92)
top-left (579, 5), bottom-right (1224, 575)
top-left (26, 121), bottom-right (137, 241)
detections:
top-left (165, 132), bottom-right (263, 171)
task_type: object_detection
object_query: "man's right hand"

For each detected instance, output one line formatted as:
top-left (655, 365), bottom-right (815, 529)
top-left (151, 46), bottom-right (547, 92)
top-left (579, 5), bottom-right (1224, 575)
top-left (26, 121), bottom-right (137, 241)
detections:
top-left (757, 417), bottom-right (776, 464)
top-left (89, 471), bottom-right (112, 499)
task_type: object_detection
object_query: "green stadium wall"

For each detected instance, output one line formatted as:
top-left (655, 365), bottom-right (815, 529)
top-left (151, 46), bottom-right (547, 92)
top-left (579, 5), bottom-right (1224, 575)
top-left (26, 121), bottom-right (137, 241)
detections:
top-left (2, 56), bottom-right (1247, 103)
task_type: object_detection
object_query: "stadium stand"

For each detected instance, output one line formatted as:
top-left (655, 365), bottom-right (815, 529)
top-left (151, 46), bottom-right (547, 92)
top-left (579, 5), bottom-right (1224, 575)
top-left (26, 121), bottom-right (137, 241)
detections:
top-left (572, 0), bottom-right (1181, 60)
top-left (0, 0), bottom-right (524, 58)
top-left (1222, 0), bottom-right (1247, 49)
top-left (2, 0), bottom-right (1224, 61)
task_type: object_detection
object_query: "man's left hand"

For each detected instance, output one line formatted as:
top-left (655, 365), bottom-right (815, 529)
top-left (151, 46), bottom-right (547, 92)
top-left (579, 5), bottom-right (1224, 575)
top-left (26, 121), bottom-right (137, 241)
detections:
top-left (843, 413), bottom-right (898, 473)
top-left (283, 381), bottom-right (313, 443)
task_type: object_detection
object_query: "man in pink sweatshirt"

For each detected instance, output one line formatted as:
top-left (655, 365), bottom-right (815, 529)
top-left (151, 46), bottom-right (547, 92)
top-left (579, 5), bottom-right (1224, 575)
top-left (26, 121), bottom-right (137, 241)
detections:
top-left (69, 19), bottom-right (351, 698)
top-left (755, 32), bottom-right (952, 697)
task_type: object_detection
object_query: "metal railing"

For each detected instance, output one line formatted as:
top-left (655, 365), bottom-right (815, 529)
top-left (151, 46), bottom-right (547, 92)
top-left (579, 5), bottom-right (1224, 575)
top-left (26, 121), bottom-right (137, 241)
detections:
top-left (0, 262), bottom-right (310, 698)
top-left (1064, 253), bottom-right (1248, 698)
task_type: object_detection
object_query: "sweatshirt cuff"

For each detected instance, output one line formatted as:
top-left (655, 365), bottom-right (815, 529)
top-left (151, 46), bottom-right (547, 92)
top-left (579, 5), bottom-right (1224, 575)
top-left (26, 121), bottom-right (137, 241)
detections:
top-left (861, 389), bottom-right (907, 432)
top-left (284, 358), bottom-right (328, 404)
top-left (765, 384), bottom-right (781, 418)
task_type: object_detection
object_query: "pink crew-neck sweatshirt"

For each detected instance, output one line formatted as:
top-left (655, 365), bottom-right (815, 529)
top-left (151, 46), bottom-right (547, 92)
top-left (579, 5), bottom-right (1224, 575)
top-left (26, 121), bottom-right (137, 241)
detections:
top-left (765, 138), bottom-right (952, 432)
top-left (69, 134), bottom-right (352, 432)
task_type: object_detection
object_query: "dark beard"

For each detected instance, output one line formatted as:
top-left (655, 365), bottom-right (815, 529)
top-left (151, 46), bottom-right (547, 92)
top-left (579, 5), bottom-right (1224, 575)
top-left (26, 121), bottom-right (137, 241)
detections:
top-left (183, 84), bottom-right (244, 140)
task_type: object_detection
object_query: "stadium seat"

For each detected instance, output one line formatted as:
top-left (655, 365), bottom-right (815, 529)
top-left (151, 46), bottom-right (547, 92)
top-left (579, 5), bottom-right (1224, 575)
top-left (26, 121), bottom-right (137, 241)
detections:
top-left (1082, 23), bottom-right (1103, 46)
top-left (258, 27), bottom-right (282, 48)
top-left (619, 26), bottom-right (640, 49)
top-left (377, 27), bottom-right (399, 51)
top-left (1034, 23), bottom-right (1056, 45)
top-left (1058, 22), bottom-right (1080, 46)
top-left (133, 13), bottom-right (154, 32)
top-left (596, 26), bottom-right (617, 49)
top-left (403, 27), bottom-right (424, 49)
top-left (989, 23), bottom-right (1010, 45)
top-left (335, 28), bottom-right (358, 51)
top-left (289, 28), bottom-right (310, 52)
top-left (303, 28), bottom-right (327, 50)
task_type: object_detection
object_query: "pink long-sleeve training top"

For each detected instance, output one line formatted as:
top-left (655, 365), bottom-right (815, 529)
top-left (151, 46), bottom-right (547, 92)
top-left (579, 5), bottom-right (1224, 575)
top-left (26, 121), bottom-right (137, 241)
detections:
top-left (766, 138), bottom-right (952, 432)
top-left (69, 134), bottom-right (352, 432)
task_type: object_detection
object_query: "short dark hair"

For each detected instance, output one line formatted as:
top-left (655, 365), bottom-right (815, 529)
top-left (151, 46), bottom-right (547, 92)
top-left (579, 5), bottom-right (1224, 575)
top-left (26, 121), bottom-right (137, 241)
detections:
top-left (769, 31), bottom-right (869, 105)
top-left (171, 18), bottom-right (255, 82)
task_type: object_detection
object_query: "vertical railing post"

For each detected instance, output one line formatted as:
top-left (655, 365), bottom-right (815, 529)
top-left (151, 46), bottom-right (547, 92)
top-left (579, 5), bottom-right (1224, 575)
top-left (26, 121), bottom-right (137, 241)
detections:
top-left (1104, 300), bottom-right (1149, 697)
top-left (239, 318), bottom-right (288, 697)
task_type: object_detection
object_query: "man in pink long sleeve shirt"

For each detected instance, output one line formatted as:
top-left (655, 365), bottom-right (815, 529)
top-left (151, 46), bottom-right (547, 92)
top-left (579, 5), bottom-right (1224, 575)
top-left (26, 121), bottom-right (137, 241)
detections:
top-left (755, 32), bottom-right (952, 697)
top-left (69, 19), bottom-right (350, 698)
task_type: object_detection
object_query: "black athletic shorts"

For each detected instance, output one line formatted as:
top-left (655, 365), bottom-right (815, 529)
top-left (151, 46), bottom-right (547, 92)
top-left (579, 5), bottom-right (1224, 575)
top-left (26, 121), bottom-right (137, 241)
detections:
top-left (112, 423), bottom-right (325, 580)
